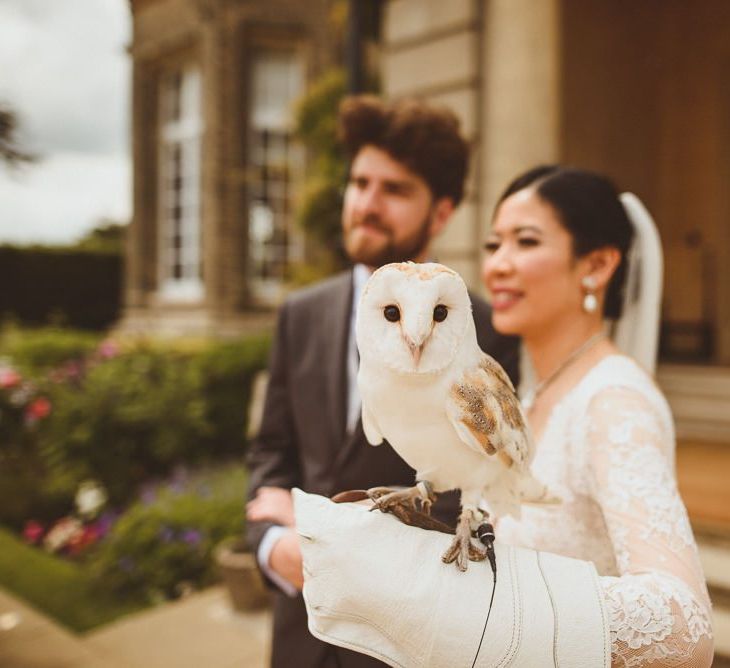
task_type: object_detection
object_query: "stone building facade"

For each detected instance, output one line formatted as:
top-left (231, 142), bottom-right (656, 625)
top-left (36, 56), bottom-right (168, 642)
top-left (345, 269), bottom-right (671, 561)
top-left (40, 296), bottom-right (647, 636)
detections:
top-left (122, 0), bottom-right (730, 440)
top-left (121, 0), bottom-right (339, 336)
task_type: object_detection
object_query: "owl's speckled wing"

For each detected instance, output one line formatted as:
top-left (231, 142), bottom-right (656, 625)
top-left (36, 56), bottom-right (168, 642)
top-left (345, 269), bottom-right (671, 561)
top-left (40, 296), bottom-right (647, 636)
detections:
top-left (445, 352), bottom-right (530, 469)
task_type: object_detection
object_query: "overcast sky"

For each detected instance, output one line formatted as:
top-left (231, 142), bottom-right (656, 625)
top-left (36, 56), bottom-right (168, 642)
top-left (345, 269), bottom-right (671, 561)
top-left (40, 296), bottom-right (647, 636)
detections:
top-left (0, 0), bottom-right (131, 245)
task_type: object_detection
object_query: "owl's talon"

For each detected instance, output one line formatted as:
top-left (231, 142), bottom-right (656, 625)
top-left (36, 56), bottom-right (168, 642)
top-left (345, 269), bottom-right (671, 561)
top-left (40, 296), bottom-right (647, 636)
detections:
top-left (442, 510), bottom-right (486, 571)
top-left (415, 480), bottom-right (435, 515)
top-left (442, 534), bottom-right (486, 570)
top-left (366, 486), bottom-right (395, 501)
top-left (366, 485), bottom-right (423, 513)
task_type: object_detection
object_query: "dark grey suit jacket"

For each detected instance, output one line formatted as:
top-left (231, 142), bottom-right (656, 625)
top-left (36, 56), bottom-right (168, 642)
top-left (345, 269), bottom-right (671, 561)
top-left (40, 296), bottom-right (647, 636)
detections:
top-left (246, 270), bottom-right (519, 668)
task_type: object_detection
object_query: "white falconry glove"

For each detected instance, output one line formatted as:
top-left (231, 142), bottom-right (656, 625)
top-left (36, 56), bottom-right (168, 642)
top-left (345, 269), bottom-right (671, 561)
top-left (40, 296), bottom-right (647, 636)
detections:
top-left (294, 489), bottom-right (610, 668)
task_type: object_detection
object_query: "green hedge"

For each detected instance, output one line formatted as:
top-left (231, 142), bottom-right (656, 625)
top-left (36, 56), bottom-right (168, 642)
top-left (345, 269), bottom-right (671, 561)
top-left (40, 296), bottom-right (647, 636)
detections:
top-left (0, 246), bottom-right (122, 330)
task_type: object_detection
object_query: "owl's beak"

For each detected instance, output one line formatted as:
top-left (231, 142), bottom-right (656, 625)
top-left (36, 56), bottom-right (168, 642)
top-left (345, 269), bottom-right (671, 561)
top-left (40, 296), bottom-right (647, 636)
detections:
top-left (403, 333), bottom-right (426, 366)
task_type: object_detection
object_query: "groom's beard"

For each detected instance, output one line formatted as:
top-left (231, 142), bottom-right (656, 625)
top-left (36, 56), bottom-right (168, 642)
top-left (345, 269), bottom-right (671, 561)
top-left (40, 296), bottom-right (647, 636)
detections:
top-left (343, 211), bottom-right (433, 268)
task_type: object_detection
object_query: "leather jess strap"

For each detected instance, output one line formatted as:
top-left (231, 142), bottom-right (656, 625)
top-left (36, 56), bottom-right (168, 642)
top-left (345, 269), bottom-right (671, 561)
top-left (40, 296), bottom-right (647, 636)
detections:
top-left (331, 488), bottom-right (455, 534)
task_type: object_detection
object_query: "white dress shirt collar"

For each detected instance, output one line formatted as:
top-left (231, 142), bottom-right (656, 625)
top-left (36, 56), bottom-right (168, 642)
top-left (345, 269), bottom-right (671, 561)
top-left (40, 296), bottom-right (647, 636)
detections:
top-left (346, 264), bottom-right (373, 433)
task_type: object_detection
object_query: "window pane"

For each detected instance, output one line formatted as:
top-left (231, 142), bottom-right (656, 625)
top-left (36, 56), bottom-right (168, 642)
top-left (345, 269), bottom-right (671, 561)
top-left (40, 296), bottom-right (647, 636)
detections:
top-left (159, 62), bottom-right (204, 301)
top-left (247, 50), bottom-right (303, 304)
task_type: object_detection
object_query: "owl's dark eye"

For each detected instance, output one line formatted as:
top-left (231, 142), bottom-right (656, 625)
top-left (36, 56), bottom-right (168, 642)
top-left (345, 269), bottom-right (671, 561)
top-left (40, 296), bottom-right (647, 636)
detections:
top-left (383, 305), bottom-right (400, 322)
top-left (433, 304), bottom-right (448, 322)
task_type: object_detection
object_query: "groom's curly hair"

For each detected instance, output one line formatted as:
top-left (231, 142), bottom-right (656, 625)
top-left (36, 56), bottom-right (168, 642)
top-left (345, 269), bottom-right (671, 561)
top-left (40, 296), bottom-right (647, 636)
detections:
top-left (496, 165), bottom-right (635, 320)
top-left (337, 95), bottom-right (469, 206)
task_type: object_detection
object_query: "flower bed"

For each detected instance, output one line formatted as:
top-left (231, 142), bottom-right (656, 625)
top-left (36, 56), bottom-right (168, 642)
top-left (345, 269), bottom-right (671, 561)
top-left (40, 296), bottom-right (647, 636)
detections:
top-left (0, 327), bottom-right (271, 628)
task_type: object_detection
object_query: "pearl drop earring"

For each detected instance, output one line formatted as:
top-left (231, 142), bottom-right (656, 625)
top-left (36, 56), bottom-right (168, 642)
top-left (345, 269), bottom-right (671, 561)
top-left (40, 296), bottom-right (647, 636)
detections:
top-left (582, 276), bottom-right (598, 314)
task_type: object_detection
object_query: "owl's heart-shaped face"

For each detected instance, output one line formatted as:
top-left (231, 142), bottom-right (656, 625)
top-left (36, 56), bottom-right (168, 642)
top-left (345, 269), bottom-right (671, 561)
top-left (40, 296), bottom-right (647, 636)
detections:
top-left (356, 262), bottom-right (472, 375)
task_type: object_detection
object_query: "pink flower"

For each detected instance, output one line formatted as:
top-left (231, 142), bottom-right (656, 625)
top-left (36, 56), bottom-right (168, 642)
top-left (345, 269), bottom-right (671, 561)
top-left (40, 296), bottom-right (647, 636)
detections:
top-left (97, 340), bottom-right (120, 359)
top-left (23, 520), bottom-right (45, 544)
top-left (25, 397), bottom-right (51, 421)
top-left (62, 360), bottom-right (83, 381)
top-left (0, 368), bottom-right (21, 389)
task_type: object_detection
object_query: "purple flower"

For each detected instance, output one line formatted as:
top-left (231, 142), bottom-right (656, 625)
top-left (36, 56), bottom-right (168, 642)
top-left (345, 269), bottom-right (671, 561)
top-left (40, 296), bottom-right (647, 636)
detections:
top-left (94, 512), bottom-right (118, 538)
top-left (181, 529), bottom-right (202, 545)
top-left (158, 526), bottom-right (175, 543)
top-left (168, 466), bottom-right (189, 494)
top-left (139, 484), bottom-right (157, 505)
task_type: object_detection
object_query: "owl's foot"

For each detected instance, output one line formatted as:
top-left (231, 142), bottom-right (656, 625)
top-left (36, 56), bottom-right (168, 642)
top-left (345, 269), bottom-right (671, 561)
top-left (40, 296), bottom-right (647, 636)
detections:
top-left (367, 481), bottom-right (435, 515)
top-left (441, 512), bottom-right (486, 571)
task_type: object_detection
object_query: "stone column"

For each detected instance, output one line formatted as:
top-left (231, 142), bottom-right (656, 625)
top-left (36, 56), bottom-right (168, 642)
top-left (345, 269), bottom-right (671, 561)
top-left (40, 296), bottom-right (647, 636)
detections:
top-left (124, 57), bottom-right (159, 315)
top-left (479, 0), bottom-right (562, 219)
top-left (198, 7), bottom-right (225, 322)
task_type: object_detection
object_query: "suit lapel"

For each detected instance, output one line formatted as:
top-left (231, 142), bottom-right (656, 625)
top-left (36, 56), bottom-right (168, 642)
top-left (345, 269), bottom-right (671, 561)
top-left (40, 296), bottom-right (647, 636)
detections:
top-left (323, 271), bottom-right (354, 453)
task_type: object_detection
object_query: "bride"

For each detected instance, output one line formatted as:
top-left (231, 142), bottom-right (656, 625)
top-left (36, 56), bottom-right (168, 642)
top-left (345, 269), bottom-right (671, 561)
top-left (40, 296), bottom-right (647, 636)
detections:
top-left (293, 165), bottom-right (715, 667)
top-left (480, 165), bottom-right (713, 666)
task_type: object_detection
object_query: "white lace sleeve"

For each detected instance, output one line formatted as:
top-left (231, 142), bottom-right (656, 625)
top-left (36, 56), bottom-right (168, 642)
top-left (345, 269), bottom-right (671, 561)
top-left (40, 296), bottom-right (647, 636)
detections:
top-left (585, 386), bottom-right (714, 667)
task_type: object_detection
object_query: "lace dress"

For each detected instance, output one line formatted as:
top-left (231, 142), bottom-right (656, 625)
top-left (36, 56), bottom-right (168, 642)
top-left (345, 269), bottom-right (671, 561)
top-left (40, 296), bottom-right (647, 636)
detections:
top-left (497, 355), bottom-right (714, 667)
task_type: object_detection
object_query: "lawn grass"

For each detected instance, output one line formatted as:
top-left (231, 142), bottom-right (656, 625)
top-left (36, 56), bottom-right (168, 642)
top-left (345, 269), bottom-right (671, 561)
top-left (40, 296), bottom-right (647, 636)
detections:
top-left (0, 526), bottom-right (145, 632)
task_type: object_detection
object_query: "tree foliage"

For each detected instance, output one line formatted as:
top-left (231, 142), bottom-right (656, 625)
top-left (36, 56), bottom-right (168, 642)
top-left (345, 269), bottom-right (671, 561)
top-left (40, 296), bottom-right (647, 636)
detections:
top-left (74, 219), bottom-right (128, 254)
top-left (0, 105), bottom-right (36, 168)
top-left (292, 69), bottom-right (348, 269)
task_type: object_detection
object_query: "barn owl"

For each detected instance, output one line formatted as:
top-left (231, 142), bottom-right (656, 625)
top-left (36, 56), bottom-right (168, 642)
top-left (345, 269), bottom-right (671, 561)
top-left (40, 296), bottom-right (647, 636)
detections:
top-left (356, 262), bottom-right (553, 571)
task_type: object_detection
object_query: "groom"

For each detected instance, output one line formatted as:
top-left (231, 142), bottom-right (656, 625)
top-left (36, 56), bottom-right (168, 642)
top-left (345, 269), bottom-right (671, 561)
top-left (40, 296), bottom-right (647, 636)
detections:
top-left (246, 95), bottom-right (519, 668)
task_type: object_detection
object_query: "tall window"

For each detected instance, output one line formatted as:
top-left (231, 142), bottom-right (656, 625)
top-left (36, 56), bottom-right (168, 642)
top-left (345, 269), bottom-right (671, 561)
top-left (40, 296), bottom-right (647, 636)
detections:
top-left (248, 50), bottom-right (304, 303)
top-left (158, 64), bottom-right (203, 301)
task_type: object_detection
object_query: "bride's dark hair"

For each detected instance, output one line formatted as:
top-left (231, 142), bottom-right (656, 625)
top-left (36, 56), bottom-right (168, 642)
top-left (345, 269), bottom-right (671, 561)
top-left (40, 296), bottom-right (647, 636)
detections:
top-left (496, 165), bottom-right (634, 320)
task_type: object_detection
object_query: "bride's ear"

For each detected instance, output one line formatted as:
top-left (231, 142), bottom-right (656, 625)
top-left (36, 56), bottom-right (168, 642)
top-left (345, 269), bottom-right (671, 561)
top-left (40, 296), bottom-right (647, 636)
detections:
top-left (581, 246), bottom-right (622, 291)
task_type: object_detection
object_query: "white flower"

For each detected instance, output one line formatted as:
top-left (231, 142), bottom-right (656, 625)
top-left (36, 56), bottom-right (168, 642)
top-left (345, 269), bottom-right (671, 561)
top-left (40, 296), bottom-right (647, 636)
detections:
top-left (75, 480), bottom-right (108, 518)
top-left (44, 517), bottom-right (83, 553)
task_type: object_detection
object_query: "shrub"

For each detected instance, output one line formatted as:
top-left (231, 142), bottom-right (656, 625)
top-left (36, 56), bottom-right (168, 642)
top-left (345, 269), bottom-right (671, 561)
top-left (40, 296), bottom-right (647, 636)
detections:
top-left (36, 335), bottom-right (270, 507)
top-left (0, 458), bottom-right (72, 530)
top-left (0, 359), bottom-right (67, 528)
top-left (89, 465), bottom-right (247, 602)
top-left (195, 336), bottom-right (271, 457)
top-left (0, 325), bottom-right (102, 374)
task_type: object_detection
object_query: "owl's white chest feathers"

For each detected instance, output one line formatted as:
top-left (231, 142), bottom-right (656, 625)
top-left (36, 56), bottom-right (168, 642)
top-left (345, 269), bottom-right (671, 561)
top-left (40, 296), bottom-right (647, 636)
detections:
top-left (353, 262), bottom-right (537, 517)
top-left (358, 355), bottom-right (503, 494)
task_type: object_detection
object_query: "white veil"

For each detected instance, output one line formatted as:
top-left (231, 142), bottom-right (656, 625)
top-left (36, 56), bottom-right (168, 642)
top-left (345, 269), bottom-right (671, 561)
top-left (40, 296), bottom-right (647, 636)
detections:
top-left (611, 192), bottom-right (664, 374)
